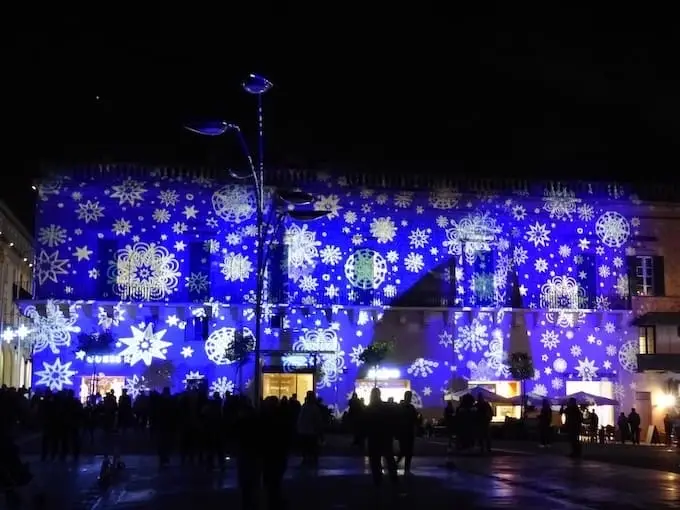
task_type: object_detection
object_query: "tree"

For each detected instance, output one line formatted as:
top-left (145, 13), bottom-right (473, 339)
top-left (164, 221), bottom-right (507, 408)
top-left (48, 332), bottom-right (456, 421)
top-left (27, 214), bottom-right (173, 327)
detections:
top-left (225, 329), bottom-right (255, 392)
top-left (509, 351), bottom-right (534, 419)
top-left (76, 330), bottom-right (116, 397)
top-left (359, 340), bottom-right (393, 386)
top-left (142, 360), bottom-right (176, 391)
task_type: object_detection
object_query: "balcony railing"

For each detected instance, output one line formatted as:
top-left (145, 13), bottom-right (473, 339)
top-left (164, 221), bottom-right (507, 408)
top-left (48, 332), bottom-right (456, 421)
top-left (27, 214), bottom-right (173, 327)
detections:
top-left (637, 354), bottom-right (680, 372)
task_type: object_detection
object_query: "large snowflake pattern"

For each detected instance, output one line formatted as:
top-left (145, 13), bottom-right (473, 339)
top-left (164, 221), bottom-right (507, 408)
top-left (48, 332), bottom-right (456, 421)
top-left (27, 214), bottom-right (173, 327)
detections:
top-left (29, 174), bottom-right (642, 410)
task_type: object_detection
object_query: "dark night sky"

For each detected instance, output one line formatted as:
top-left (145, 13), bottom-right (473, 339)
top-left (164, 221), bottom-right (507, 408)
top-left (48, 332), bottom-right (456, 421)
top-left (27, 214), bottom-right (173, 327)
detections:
top-left (4, 5), bottom-right (680, 230)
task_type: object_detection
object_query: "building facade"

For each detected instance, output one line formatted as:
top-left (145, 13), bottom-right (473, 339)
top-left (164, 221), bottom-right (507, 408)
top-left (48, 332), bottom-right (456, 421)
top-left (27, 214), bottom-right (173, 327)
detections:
top-left (1, 200), bottom-right (35, 387)
top-left (22, 167), bottom-right (680, 430)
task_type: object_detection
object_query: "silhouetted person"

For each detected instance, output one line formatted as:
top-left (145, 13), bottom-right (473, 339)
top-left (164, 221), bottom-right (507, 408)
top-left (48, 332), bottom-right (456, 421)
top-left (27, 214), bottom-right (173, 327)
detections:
top-left (261, 396), bottom-right (291, 509)
top-left (38, 391), bottom-right (56, 461)
top-left (563, 397), bottom-right (582, 458)
top-left (444, 400), bottom-right (455, 447)
top-left (475, 394), bottom-right (493, 453)
top-left (664, 413), bottom-right (673, 446)
top-left (118, 389), bottom-right (133, 433)
top-left (588, 409), bottom-right (599, 443)
top-left (152, 387), bottom-right (174, 466)
top-left (65, 389), bottom-right (82, 460)
top-left (628, 408), bottom-right (641, 445)
top-left (617, 412), bottom-right (629, 443)
top-left (348, 392), bottom-right (365, 447)
top-left (538, 398), bottom-right (552, 447)
top-left (396, 391), bottom-right (418, 474)
top-left (363, 388), bottom-right (398, 487)
top-left (234, 396), bottom-right (260, 510)
top-left (297, 392), bottom-right (322, 468)
top-left (203, 392), bottom-right (225, 470)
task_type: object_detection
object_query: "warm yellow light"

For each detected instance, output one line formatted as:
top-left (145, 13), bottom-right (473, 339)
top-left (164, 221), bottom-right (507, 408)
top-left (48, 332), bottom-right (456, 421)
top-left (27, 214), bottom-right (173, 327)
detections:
top-left (657, 393), bottom-right (676, 408)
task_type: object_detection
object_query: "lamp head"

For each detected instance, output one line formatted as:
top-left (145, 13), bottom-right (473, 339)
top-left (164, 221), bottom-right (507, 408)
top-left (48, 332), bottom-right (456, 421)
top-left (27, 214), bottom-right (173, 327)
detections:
top-left (276, 190), bottom-right (315, 206)
top-left (185, 121), bottom-right (239, 137)
top-left (243, 74), bottom-right (273, 95)
top-left (287, 210), bottom-right (328, 222)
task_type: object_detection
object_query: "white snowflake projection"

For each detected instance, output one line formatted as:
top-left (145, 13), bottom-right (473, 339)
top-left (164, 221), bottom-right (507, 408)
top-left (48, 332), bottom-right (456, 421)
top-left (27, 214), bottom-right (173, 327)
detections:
top-left (467, 359), bottom-right (497, 381)
top-left (37, 179), bottom-right (62, 201)
top-left (107, 242), bottom-right (181, 300)
top-left (292, 328), bottom-right (346, 389)
top-left (545, 309), bottom-right (586, 328)
top-left (595, 211), bottom-right (630, 248)
top-left (407, 358), bottom-right (439, 378)
top-left (313, 194), bottom-right (342, 218)
top-left (575, 358), bottom-right (599, 381)
top-left (349, 345), bottom-right (366, 366)
top-left (429, 188), bottom-right (461, 209)
top-left (35, 358), bottom-right (77, 391)
top-left (220, 252), bottom-right (253, 282)
top-left (75, 200), bottom-right (104, 223)
top-left (23, 300), bottom-right (81, 354)
top-left (540, 330), bottom-right (560, 351)
top-left (285, 224), bottom-right (321, 276)
top-left (185, 272), bottom-right (209, 293)
top-left (37, 224), bottom-right (67, 247)
top-left (210, 376), bottom-right (235, 397)
top-left (542, 185), bottom-right (581, 220)
top-left (109, 178), bottom-right (147, 206)
top-left (97, 303), bottom-right (126, 329)
top-left (212, 184), bottom-right (257, 223)
top-left (369, 217), bottom-right (397, 243)
top-left (438, 330), bottom-right (453, 348)
top-left (204, 327), bottom-right (254, 365)
top-left (124, 374), bottom-right (149, 399)
top-left (553, 357), bottom-right (568, 373)
top-left (455, 318), bottom-right (489, 353)
top-left (612, 382), bottom-right (626, 401)
top-left (618, 340), bottom-right (639, 373)
top-left (526, 222), bottom-right (551, 248)
top-left (482, 328), bottom-right (509, 377)
top-left (540, 275), bottom-right (587, 310)
top-left (443, 212), bottom-right (501, 264)
top-left (344, 249), bottom-right (388, 290)
top-left (118, 324), bottom-right (172, 366)
top-left (35, 250), bottom-right (69, 285)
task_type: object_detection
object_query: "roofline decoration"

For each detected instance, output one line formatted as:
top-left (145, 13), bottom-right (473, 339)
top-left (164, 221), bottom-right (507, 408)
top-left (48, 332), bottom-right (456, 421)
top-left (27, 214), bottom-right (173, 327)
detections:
top-left (36, 162), bottom-right (676, 203)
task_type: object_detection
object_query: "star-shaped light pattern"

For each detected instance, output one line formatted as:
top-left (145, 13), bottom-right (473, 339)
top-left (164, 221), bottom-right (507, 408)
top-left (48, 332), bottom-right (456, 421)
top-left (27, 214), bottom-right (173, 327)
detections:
top-left (117, 324), bottom-right (172, 366)
top-left (34, 358), bottom-right (77, 391)
top-left (27, 175), bottom-right (645, 415)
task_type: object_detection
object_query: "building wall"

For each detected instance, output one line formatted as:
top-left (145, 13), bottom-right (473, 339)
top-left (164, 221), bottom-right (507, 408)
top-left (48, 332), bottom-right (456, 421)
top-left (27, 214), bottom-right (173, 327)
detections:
top-left (25, 172), bottom-right (646, 416)
top-left (1, 201), bottom-right (35, 387)
top-left (628, 204), bottom-right (680, 429)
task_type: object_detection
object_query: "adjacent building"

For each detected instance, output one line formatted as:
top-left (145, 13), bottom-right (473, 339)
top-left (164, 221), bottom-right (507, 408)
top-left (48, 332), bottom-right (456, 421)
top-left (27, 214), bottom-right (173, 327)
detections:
top-left (21, 165), bottom-right (680, 432)
top-left (0, 200), bottom-right (34, 387)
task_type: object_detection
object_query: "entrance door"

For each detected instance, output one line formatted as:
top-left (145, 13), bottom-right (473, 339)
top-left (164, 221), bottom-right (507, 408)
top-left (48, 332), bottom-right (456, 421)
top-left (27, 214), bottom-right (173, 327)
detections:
top-left (262, 373), bottom-right (314, 399)
top-left (634, 391), bottom-right (652, 441)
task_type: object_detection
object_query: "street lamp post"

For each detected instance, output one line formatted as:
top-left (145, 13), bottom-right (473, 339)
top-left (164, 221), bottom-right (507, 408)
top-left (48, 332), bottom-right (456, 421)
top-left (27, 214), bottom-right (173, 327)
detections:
top-left (186, 74), bottom-right (326, 407)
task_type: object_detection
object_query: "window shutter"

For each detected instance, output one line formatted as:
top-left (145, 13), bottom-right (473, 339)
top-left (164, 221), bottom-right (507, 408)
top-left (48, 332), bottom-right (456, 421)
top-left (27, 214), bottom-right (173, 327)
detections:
top-left (626, 256), bottom-right (637, 298)
top-left (652, 256), bottom-right (665, 296)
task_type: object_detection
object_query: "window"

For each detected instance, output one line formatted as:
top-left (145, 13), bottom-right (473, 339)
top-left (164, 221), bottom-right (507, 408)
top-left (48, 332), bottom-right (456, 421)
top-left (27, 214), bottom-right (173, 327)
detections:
top-left (628, 256), bottom-right (665, 297)
top-left (638, 326), bottom-right (656, 355)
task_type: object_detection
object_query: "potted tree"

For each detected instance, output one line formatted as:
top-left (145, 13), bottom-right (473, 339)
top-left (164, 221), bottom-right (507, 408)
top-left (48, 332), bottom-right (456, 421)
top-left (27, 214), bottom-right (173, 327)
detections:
top-left (224, 329), bottom-right (255, 393)
top-left (359, 340), bottom-right (393, 387)
top-left (509, 351), bottom-right (534, 419)
top-left (76, 330), bottom-right (116, 397)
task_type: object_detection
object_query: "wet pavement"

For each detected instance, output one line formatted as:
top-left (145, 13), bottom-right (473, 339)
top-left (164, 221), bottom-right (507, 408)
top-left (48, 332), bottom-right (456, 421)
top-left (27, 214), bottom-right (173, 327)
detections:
top-left (23, 454), bottom-right (679, 509)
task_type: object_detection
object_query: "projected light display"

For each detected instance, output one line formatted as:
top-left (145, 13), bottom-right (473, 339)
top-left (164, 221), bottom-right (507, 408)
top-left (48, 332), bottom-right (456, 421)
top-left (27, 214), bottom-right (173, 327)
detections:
top-left (25, 172), bottom-right (643, 413)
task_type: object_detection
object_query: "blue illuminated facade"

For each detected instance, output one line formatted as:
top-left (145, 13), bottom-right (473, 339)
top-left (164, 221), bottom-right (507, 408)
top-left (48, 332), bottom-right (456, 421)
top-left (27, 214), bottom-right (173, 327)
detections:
top-left (24, 170), bottom-right (643, 414)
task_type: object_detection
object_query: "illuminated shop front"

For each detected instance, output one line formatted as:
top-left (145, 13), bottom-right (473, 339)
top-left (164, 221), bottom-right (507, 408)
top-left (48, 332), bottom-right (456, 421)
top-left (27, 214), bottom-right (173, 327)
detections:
top-left (23, 169), bottom-right (647, 416)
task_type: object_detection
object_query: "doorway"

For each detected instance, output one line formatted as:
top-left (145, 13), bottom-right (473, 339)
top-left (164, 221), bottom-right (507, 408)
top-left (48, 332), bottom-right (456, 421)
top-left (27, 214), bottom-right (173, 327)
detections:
top-left (79, 375), bottom-right (125, 403)
top-left (634, 391), bottom-right (652, 439)
top-left (262, 372), bottom-right (314, 399)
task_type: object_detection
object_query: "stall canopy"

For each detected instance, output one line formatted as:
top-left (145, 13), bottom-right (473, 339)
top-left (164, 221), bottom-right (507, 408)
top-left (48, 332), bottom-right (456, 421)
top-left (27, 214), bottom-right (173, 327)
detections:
top-left (561, 391), bottom-right (619, 406)
top-left (508, 392), bottom-right (549, 405)
top-left (446, 386), bottom-right (513, 404)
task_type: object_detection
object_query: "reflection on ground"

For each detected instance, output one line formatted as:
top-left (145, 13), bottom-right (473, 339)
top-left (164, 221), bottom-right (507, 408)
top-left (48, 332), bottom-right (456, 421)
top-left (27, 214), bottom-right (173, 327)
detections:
top-left (23, 454), bottom-right (679, 510)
